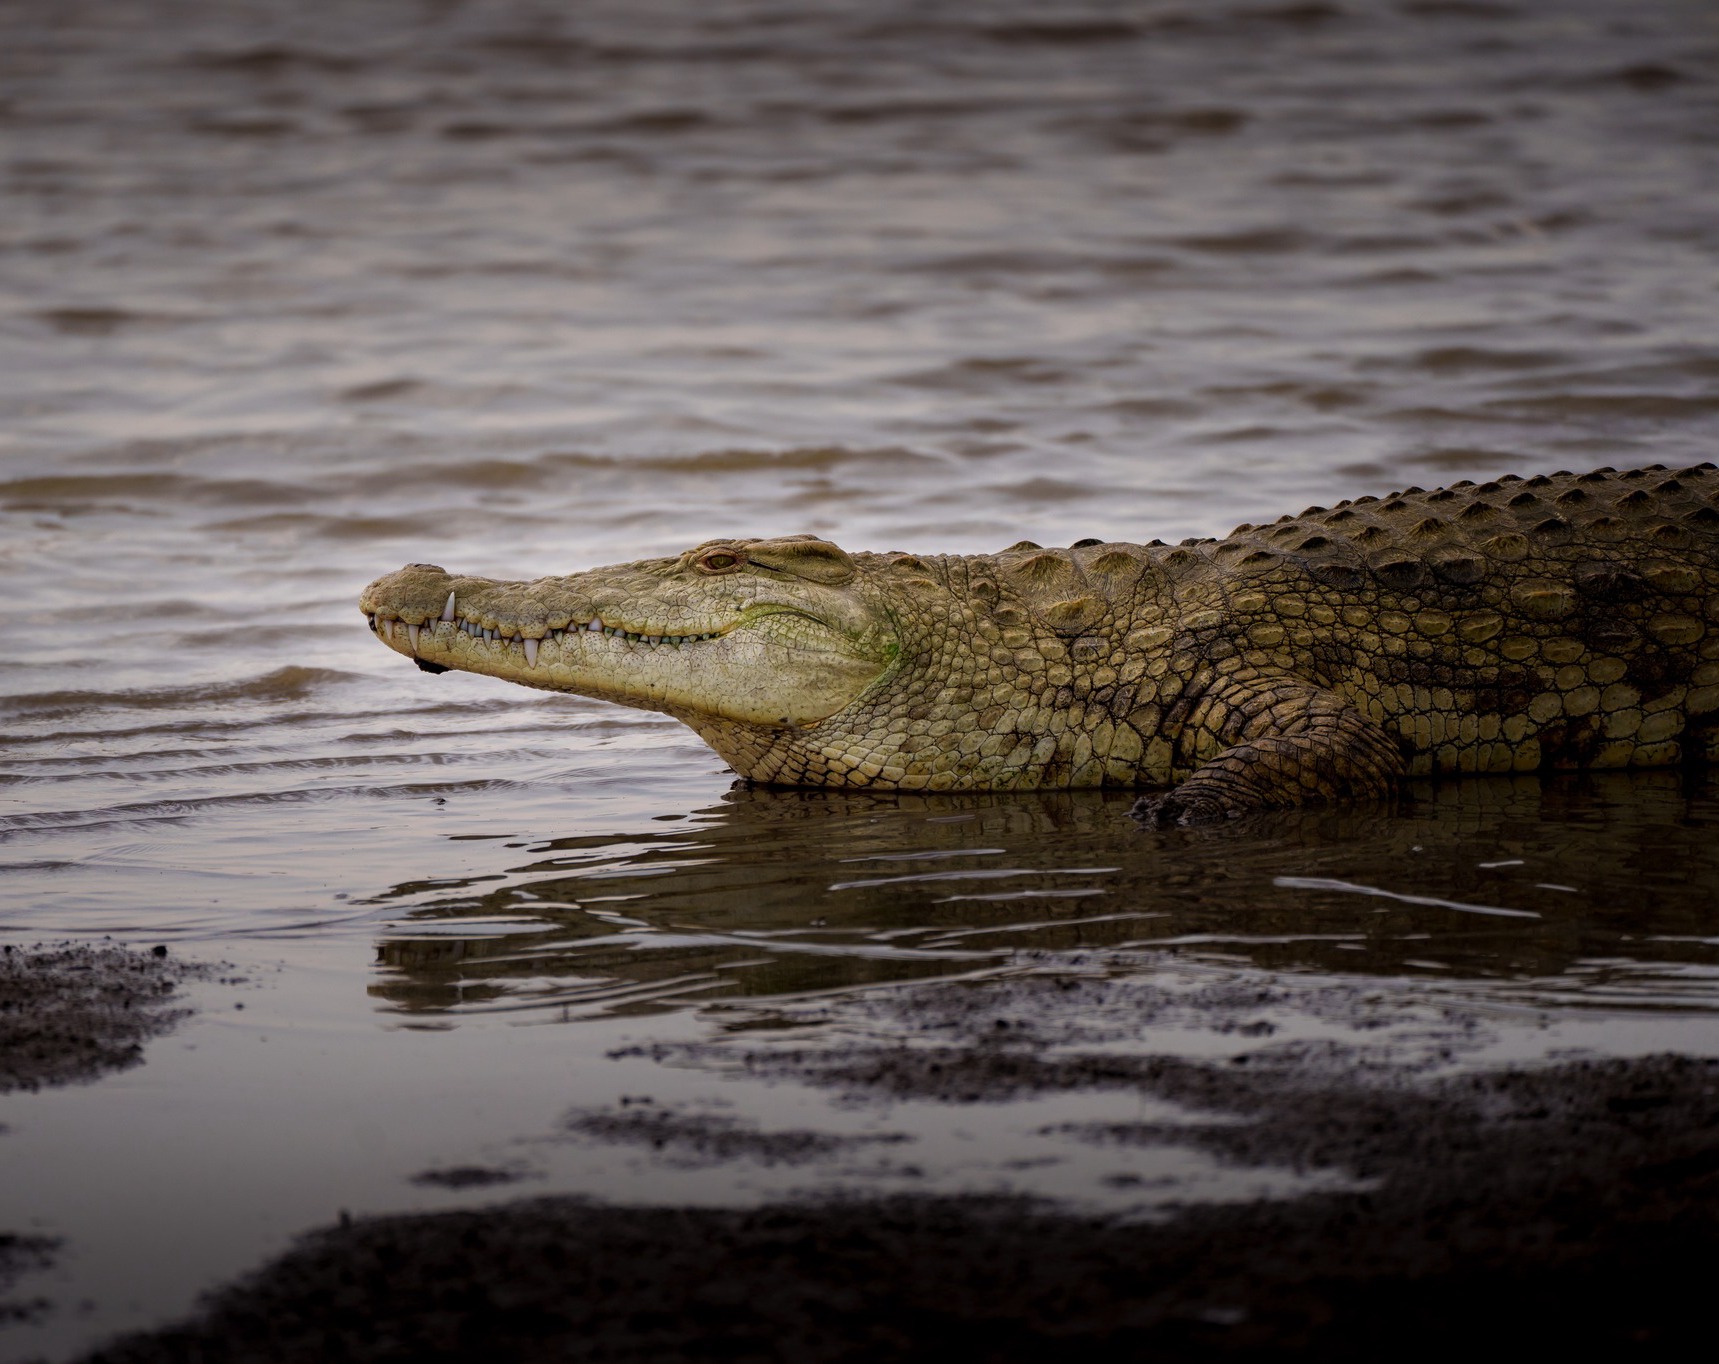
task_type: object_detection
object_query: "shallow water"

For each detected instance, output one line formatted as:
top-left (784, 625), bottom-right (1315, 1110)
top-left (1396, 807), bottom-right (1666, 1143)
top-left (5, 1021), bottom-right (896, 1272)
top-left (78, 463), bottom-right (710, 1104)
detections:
top-left (4, 0), bottom-right (1719, 1356)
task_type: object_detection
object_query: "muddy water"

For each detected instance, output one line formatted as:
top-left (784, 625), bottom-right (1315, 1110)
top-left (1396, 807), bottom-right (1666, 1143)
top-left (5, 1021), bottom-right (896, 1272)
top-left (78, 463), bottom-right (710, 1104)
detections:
top-left (3, 0), bottom-right (1719, 1356)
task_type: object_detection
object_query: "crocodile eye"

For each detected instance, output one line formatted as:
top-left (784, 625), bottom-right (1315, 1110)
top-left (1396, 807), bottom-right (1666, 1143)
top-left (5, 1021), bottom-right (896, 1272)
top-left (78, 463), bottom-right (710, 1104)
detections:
top-left (696, 550), bottom-right (744, 573)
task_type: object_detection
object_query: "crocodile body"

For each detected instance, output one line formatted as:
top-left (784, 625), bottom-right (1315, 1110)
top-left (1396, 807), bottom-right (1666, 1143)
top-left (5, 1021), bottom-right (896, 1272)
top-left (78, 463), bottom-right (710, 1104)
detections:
top-left (361, 464), bottom-right (1719, 820)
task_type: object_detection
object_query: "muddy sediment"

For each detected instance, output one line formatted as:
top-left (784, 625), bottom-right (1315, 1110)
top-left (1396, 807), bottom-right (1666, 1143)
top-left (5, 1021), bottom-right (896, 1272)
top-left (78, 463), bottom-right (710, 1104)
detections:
top-left (82, 970), bottom-right (1719, 1362)
top-left (0, 1232), bottom-right (58, 1328)
top-left (0, 940), bottom-right (211, 1096)
top-left (564, 1106), bottom-right (912, 1168)
top-left (1, 941), bottom-right (213, 1329)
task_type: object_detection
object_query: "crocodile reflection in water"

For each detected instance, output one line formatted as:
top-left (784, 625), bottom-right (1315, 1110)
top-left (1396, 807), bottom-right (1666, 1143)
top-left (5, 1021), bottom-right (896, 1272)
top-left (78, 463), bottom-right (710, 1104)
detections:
top-left (367, 771), bottom-right (1719, 1018)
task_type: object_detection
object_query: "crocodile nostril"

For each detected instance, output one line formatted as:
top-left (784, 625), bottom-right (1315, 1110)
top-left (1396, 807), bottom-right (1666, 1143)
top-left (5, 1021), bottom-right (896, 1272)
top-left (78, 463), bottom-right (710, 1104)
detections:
top-left (407, 562), bottom-right (446, 572)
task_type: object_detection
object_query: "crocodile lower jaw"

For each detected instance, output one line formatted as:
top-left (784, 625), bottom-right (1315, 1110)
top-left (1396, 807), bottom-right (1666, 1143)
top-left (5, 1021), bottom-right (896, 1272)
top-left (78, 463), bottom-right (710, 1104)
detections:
top-left (366, 602), bottom-right (727, 670)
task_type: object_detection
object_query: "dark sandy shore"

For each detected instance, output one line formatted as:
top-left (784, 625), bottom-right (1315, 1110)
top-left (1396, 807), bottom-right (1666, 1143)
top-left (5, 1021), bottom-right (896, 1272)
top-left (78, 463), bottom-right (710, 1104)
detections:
top-left (75, 964), bottom-right (1719, 1362)
top-left (1, 941), bottom-right (214, 1329)
top-left (8, 942), bottom-right (1719, 1360)
top-left (0, 941), bottom-right (207, 1097)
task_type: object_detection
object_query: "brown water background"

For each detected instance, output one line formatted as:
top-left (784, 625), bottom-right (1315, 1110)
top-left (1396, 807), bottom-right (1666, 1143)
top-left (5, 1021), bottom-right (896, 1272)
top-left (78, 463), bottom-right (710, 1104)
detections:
top-left (3, 0), bottom-right (1719, 1356)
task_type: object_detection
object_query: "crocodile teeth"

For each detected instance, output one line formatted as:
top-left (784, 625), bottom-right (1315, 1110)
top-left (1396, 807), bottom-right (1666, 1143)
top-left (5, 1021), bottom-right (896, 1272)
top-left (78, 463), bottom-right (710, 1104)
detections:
top-left (398, 612), bottom-right (721, 649)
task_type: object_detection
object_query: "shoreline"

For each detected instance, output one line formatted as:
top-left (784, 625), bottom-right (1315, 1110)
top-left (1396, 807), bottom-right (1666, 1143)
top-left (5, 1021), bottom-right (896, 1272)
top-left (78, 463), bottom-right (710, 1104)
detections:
top-left (82, 1046), bottom-right (1719, 1360)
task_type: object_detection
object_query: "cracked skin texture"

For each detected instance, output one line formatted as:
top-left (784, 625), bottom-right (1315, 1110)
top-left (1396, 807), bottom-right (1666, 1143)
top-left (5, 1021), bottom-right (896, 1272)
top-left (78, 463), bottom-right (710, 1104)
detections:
top-left (361, 463), bottom-right (1719, 822)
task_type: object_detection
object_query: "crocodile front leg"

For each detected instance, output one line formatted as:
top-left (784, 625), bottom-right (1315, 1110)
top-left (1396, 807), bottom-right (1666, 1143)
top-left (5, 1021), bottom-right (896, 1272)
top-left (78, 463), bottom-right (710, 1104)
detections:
top-left (1132, 676), bottom-right (1407, 826)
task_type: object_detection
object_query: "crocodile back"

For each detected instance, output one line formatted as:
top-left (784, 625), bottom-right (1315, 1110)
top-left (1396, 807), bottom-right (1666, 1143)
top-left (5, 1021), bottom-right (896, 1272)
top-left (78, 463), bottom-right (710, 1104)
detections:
top-left (1152, 464), bottom-right (1719, 775)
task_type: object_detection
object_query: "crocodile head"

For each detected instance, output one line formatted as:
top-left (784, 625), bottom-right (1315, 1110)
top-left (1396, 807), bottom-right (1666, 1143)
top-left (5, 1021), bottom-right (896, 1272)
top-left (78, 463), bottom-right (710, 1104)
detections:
top-left (359, 536), bottom-right (902, 740)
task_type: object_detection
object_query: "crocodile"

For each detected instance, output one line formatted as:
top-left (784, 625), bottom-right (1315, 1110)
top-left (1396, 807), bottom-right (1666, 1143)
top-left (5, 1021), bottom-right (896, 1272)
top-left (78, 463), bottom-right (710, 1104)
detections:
top-left (361, 463), bottom-right (1719, 822)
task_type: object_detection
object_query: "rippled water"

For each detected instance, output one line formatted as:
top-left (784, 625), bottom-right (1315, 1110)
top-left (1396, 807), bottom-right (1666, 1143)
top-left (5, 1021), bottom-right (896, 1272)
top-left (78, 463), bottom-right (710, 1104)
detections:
top-left (4, 0), bottom-right (1719, 1356)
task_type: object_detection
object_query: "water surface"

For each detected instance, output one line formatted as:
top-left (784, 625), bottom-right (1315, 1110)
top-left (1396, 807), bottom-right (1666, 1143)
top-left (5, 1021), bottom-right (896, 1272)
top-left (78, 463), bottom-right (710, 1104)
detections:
top-left (4, 0), bottom-right (1719, 1356)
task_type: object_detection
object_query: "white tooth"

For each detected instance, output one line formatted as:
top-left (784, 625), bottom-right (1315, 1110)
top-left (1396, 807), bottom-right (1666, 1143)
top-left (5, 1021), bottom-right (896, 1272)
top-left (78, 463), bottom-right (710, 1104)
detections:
top-left (647, 636), bottom-right (660, 645)
top-left (441, 592), bottom-right (456, 622)
top-left (484, 628), bottom-right (495, 642)
top-left (408, 622), bottom-right (421, 651)
top-left (587, 619), bottom-right (601, 631)
top-left (524, 638), bottom-right (539, 668)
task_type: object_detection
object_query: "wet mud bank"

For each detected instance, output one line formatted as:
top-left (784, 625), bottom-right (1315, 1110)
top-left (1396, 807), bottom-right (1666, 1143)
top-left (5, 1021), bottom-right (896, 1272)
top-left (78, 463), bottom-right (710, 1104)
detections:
top-left (1, 942), bottom-right (210, 1328)
top-left (0, 941), bottom-right (209, 1097)
top-left (86, 969), bottom-right (1719, 1361)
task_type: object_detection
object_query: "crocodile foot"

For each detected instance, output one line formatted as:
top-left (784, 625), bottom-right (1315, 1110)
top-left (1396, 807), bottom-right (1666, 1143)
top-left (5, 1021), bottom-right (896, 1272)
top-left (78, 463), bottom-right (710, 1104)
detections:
top-left (1129, 791), bottom-right (1234, 828)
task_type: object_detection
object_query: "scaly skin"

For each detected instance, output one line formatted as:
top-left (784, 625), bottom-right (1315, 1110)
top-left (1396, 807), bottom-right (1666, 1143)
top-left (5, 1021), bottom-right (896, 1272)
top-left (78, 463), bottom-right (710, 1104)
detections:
top-left (361, 464), bottom-right (1719, 822)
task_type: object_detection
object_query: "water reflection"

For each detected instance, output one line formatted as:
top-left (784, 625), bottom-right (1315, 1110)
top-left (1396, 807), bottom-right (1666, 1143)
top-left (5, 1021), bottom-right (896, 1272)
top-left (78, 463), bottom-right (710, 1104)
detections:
top-left (370, 772), bottom-right (1719, 1018)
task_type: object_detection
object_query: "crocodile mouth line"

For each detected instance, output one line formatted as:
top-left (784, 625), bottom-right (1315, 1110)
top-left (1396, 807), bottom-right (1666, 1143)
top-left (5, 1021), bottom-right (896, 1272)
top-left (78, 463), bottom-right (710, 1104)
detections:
top-left (367, 591), bottom-right (727, 669)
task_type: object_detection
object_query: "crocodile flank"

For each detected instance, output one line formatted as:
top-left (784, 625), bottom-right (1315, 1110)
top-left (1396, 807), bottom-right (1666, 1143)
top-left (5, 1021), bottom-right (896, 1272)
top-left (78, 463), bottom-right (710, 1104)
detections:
top-left (361, 463), bottom-right (1719, 821)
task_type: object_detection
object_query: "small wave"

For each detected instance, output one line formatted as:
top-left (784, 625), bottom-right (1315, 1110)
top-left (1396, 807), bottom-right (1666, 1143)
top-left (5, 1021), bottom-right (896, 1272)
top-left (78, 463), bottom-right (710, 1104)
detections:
top-left (30, 307), bottom-right (194, 336)
top-left (1407, 446), bottom-right (1528, 473)
top-left (1399, 346), bottom-right (1571, 373)
top-left (893, 357), bottom-right (1072, 392)
top-left (181, 44), bottom-right (361, 74)
top-left (0, 472), bottom-right (308, 510)
top-left (576, 445), bottom-right (937, 474)
top-left (830, 867), bottom-right (1119, 892)
top-left (1336, 267), bottom-right (1442, 288)
top-left (0, 777), bottom-right (530, 836)
top-left (819, 96), bottom-right (1016, 126)
top-left (1274, 876), bottom-right (1539, 919)
top-left (1400, 2), bottom-right (1521, 19)
top-left (1595, 63), bottom-right (1691, 92)
top-left (439, 121), bottom-right (516, 141)
top-left (1485, 393), bottom-right (1719, 419)
top-left (204, 511), bottom-right (449, 540)
top-left (996, 476), bottom-right (1107, 503)
top-left (588, 108), bottom-right (715, 136)
top-left (1171, 228), bottom-right (1310, 255)
top-left (475, 33), bottom-right (595, 61)
top-left (190, 116), bottom-right (300, 138)
top-left (901, 249), bottom-right (1176, 280)
top-left (1098, 397), bottom-right (1203, 419)
top-left (2, 666), bottom-right (359, 719)
top-left (340, 378), bottom-right (424, 403)
top-left (0, 700), bottom-right (536, 750)
top-left (981, 20), bottom-right (1143, 44)
top-left (1070, 107), bottom-right (1250, 152)
top-left (1382, 404), bottom-right (1539, 425)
